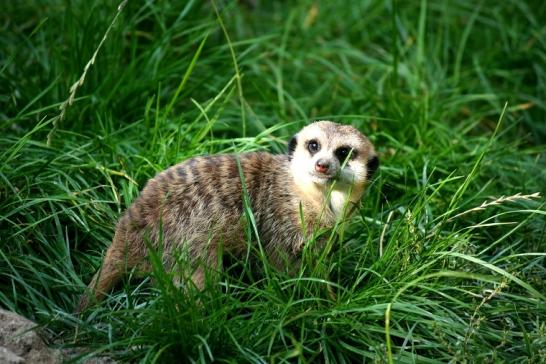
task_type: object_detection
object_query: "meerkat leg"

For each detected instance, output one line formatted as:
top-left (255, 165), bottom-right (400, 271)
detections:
top-left (189, 267), bottom-right (206, 290)
top-left (170, 244), bottom-right (220, 293)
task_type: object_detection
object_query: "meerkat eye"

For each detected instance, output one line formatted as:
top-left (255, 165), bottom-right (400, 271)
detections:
top-left (307, 139), bottom-right (320, 154)
top-left (335, 146), bottom-right (355, 163)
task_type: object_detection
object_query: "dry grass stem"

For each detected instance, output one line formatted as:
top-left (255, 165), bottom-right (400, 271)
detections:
top-left (47, 0), bottom-right (128, 146)
top-left (448, 192), bottom-right (541, 221)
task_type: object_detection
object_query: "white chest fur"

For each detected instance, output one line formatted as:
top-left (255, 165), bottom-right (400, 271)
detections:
top-left (329, 189), bottom-right (351, 219)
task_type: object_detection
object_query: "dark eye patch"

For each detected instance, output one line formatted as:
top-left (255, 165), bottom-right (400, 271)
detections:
top-left (307, 139), bottom-right (320, 155)
top-left (288, 135), bottom-right (297, 159)
top-left (367, 155), bottom-right (379, 180)
top-left (335, 146), bottom-right (355, 163)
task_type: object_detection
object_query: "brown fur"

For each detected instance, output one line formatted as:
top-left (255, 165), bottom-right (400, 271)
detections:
top-left (77, 121), bottom-right (378, 312)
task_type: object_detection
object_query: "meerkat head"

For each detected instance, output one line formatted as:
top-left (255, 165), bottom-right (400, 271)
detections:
top-left (288, 121), bottom-right (379, 213)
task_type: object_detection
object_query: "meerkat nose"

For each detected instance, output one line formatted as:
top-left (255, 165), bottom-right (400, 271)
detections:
top-left (315, 159), bottom-right (330, 174)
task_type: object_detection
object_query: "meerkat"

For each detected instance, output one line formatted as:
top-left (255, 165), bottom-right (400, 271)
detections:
top-left (77, 121), bottom-right (379, 312)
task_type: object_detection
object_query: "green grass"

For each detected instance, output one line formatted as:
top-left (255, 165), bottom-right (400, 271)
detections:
top-left (1, 0), bottom-right (545, 362)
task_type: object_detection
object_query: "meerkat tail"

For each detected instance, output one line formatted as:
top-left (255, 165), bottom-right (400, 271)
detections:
top-left (75, 225), bottom-right (141, 313)
top-left (75, 249), bottom-right (125, 313)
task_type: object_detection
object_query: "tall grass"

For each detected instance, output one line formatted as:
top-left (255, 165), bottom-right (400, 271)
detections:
top-left (1, 0), bottom-right (545, 362)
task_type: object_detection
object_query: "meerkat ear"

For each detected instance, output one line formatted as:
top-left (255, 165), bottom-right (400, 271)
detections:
top-left (367, 155), bottom-right (379, 180)
top-left (288, 135), bottom-right (298, 158)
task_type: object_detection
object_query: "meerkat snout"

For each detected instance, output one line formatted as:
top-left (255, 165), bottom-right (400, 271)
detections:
top-left (315, 158), bottom-right (331, 174)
